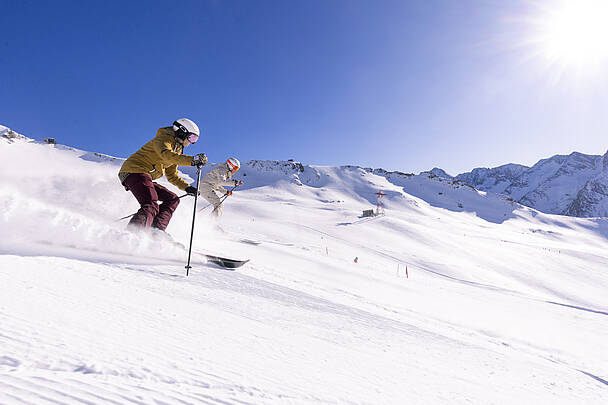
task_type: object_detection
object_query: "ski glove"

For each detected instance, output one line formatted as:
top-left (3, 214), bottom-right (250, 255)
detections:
top-left (233, 180), bottom-right (243, 187)
top-left (185, 186), bottom-right (200, 196)
top-left (192, 153), bottom-right (208, 166)
top-left (224, 190), bottom-right (233, 196)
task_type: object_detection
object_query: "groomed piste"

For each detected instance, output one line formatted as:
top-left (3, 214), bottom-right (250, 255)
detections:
top-left (1, 128), bottom-right (607, 404)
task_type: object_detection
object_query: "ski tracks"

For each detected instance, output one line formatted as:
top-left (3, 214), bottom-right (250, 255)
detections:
top-left (0, 256), bottom-right (298, 404)
top-left (2, 253), bottom-right (607, 404)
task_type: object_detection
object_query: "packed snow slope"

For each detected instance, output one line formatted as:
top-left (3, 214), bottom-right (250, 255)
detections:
top-left (1, 127), bottom-right (608, 404)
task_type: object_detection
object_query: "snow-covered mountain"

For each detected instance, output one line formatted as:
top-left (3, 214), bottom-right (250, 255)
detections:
top-left (1, 126), bottom-right (608, 404)
top-left (456, 151), bottom-right (608, 217)
top-left (0, 125), bottom-right (28, 143)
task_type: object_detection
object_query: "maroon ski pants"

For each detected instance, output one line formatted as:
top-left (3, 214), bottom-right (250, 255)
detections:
top-left (123, 173), bottom-right (180, 231)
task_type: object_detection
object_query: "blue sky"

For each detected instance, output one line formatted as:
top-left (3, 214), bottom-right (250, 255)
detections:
top-left (2, 0), bottom-right (607, 174)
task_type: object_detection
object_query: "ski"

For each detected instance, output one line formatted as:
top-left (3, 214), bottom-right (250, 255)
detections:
top-left (237, 238), bottom-right (262, 246)
top-left (198, 253), bottom-right (250, 269)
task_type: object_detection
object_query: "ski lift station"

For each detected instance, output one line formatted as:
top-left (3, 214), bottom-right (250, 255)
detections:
top-left (362, 190), bottom-right (386, 217)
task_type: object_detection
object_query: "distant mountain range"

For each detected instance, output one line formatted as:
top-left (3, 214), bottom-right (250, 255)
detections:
top-left (3, 124), bottom-right (607, 218)
top-left (431, 151), bottom-right (608, 218)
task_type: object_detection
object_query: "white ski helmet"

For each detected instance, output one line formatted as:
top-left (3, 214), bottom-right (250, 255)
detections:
top-left (172, 118), bottom-right (200, 142)
top-left (227, 157), bottom-right (240, 172)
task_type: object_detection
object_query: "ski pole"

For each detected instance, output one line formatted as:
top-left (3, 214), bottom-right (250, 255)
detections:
top-left (197, 202), bottom-right (213, 212)
top-left (198, 184), bottom-right (240, 213)
top-left (116, 193), bottom-right (189, 222)
top-left (185, 164), bottom-right (203, 276)
top-left (210, 184), bottom-right (239, 214)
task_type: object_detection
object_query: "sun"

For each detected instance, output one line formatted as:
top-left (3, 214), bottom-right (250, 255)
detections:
top-left (524, 0), bottom-right (608, 78)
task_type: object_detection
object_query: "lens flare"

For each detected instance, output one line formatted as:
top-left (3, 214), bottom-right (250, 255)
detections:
top-left (525, 0), bottom-right (608, 79)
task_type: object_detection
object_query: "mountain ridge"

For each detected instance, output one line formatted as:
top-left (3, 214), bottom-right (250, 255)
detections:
top-left (454, 150), bottom-right (608, 217)
top-left (3, 124), bottom-right (607, 218)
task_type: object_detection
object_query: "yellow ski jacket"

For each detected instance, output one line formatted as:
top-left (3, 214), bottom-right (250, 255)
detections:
top-left (119, 127), bottom-right (194, 191)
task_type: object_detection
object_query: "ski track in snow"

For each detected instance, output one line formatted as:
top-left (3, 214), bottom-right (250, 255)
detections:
top-left (1, 135), bottom-right (608, 404)
top-left (2, 255), bottom-right (606, 405)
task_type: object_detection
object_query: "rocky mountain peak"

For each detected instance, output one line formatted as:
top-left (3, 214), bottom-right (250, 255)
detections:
top-left (453, 151), bottom-right (606, 217)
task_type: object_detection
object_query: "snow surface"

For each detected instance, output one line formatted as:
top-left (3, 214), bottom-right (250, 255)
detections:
top-left (1, 128), bottom-right (608, 404)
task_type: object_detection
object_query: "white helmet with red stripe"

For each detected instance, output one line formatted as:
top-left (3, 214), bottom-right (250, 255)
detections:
top-left (227, 157), bottom-right (240, 172)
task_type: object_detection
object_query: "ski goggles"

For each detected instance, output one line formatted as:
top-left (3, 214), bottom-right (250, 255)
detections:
top-left (186, 133), bottom-right (199, 144)
top-left (173, 121), bottom-right (199, 144)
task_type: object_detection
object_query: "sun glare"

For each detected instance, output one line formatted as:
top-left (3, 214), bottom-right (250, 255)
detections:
top-left (525, 0), bottom-right (608, 79)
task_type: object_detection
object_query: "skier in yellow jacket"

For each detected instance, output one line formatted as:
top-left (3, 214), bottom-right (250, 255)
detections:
top-left (118, 118), bottom-right (207, 231)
